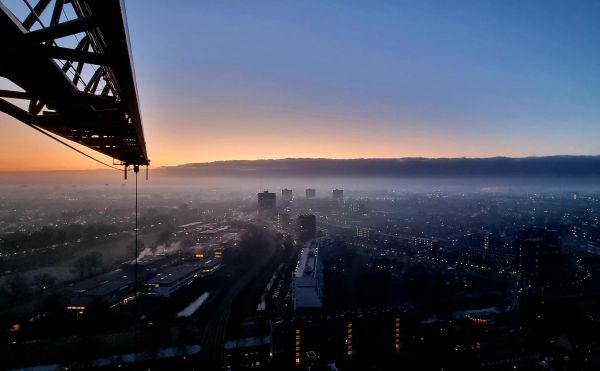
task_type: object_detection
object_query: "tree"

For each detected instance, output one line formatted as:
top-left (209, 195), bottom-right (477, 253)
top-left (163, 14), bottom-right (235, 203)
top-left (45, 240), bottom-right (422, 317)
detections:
top-left (4, 273), bottom-right (31, 303)
top-left (71, 252), bottom-right (103, 279)
top-left (83, 252), bottom-right (102, 275)
top-left (32, 273), bottom-right (57, 294)
top-left (180, 238), bottom-right (195, 248)
top-left (72, 256), bottom-right (87, 279)
top-left (127, 239), bottom-right (146, 259)
top-left (155, 230), bottom-right (173, 247)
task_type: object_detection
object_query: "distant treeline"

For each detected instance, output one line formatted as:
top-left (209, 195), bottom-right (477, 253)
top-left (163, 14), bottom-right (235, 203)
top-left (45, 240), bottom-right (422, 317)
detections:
top-left (0, 223), bottom-right (119, 254)
top-left (159, 156), bottom-right (600, 178)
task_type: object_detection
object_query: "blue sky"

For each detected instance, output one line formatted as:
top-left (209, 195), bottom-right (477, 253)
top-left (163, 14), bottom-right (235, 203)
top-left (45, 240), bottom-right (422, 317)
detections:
top-left (125, 0), bottom-right (600, 161)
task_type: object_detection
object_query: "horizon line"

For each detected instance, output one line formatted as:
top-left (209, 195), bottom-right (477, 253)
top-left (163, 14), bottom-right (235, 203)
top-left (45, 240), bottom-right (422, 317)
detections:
top-left (1, 154), bottom-right (600, 174)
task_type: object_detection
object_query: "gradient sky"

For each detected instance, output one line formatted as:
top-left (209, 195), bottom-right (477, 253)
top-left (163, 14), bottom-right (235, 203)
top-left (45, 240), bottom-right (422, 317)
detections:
top-left (1, 0), bottom-right (600, 170)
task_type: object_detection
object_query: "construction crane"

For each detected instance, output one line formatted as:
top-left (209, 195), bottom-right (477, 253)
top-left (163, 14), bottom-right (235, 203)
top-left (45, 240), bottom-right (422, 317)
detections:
top-left (0, 0), bottom-right (149, 170)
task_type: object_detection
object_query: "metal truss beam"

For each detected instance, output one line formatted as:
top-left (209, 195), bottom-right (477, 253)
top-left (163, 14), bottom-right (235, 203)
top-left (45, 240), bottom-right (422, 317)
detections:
top-left (25, 16), bottom-right (95, 42)
top-left (0, 0), bottom-right (149, 166)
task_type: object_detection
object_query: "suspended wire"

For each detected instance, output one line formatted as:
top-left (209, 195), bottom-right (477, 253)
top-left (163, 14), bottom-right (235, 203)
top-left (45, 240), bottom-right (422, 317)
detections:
top-left (25, 123), bottom-right (123, 171)
top-left (21, 1), bottom-right (143, 361)
top-left (134, 166), bottom-right (140, 362)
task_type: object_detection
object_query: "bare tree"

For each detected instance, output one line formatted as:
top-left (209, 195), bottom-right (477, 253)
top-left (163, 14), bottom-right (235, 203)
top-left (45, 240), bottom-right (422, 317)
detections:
top-left (71, 252), bottom-right (103, 279)
top-left (32, 273), bottom-right (57, 294)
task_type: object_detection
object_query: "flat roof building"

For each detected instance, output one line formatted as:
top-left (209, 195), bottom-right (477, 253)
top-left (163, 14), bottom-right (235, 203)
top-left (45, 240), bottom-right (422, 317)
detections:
top-left (292, 246), bottom-right (323, 309)
top-left (516, 228), bottom-right (562, 291)
top-left (282, 189), bottom-right (293, 202)
top-left (258, 191), bottom-right (277, 216)
top-left (145, 263), bottom-right (203, 297)
top-left (297, 214), bottom-right (317, 243)
top-left (332, 189), bottom-right (343, 203)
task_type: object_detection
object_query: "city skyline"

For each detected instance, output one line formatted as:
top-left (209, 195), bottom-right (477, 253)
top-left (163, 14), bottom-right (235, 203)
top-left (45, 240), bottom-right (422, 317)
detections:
top-left (1, 0), bottom-right (600, 170)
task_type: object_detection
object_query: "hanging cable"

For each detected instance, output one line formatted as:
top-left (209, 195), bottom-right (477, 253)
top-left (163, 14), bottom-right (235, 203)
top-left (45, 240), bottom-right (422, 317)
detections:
top-left (25, 123), bottom-right (123, 171)
top-left (133, 165), bottom-right (140, 362)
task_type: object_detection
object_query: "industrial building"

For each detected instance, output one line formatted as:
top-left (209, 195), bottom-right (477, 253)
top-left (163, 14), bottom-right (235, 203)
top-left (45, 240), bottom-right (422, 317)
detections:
top-left (144, 264), bottom-right (203, 297)
top-left (62, 269), bottom-right (133, 311)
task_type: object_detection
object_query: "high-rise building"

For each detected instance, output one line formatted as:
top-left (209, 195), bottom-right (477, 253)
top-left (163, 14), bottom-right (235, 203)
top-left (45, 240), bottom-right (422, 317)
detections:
top-left (305, 188), bottom-right (316, 199)
top-left (332, 189), bottom-right (343, 202)
top-left (346, 323), bottom-right (353, 357)
top-left (282, 188), bottom-right (293, 202)
top-left (257, 191), bottom-right (276, 214)
top-left (515, 228), bottom-right (562, 291)
top-left (393, 317), bottom-right (401, 352)
top-left (297, 214), bottom-right (317, 242)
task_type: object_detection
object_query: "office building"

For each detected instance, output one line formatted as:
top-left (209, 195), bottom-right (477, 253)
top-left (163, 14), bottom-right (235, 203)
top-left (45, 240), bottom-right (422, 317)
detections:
top-left (332, 188), bottom-right (344, 202)
top-left (356, 226), bottom-right (371, 240)
top-left (258, 191), bottom-right (276, 214)
top-left (305, 188), bottom-right (316, 199)
top-left (282, 188), bottom-right (293, 202)
top-left (297, 214), bottom-right (317, 242)
top-left (515, 228), bottom-right (562, 291)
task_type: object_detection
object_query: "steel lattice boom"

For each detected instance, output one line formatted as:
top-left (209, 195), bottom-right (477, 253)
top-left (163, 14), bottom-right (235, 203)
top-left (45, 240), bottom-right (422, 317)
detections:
top-left (0, 0), bottom-right (149, 166)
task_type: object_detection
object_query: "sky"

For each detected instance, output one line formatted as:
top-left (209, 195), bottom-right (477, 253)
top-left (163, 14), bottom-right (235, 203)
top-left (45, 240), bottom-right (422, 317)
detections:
top-left (1, 0), bottom-right (600, 171)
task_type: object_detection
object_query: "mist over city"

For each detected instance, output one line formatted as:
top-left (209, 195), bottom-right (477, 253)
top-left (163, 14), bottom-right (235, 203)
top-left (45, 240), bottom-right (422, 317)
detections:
top-left (1, 169), bottom-right (600, 369)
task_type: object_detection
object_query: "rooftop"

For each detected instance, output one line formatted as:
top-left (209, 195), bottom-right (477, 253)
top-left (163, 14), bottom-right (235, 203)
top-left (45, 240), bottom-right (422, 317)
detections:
top-left (145, 264), bottom-right (201, 286)
top-left (295, 247), bottom-right (318, 278)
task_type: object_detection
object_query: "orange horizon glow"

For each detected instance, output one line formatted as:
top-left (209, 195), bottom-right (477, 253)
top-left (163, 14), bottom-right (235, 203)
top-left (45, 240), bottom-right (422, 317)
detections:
top-left (0, 111), bottom-right (593, 172)
top-left (2, 1), bottom-right (600, 172)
